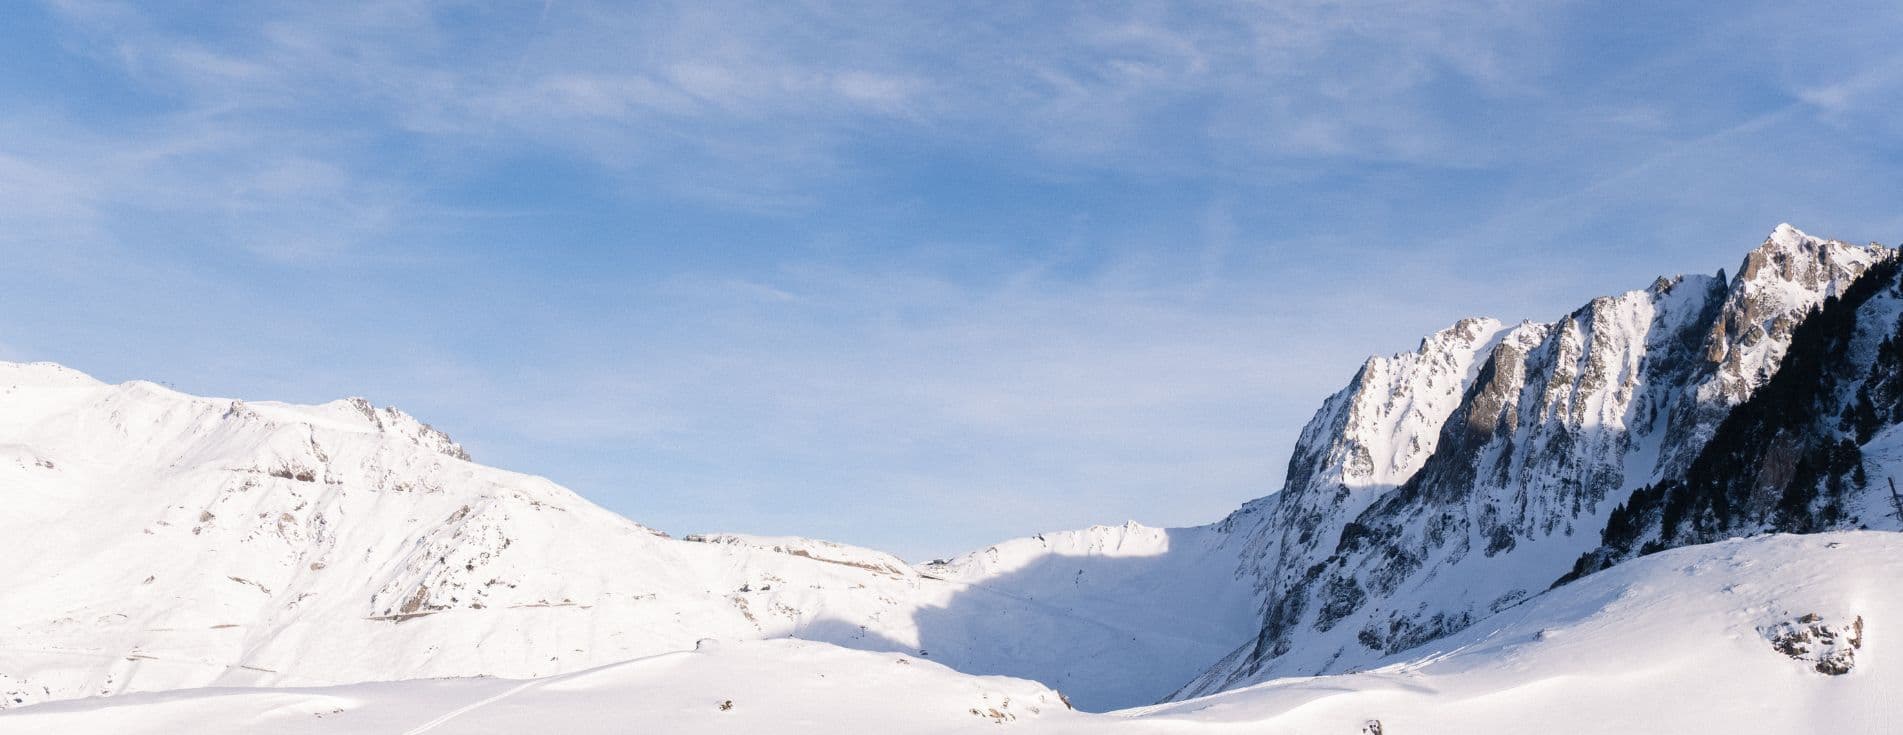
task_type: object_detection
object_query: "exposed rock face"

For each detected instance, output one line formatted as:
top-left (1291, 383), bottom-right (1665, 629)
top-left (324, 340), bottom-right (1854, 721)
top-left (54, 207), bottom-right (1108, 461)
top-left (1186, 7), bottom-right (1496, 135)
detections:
top-left (343, 396), bottom-right (472, 462)
top-left (1763, 613), bottom-right (1865, 675)
top-left (1219, 317), bottom-right (1509, 661)
top-left (1180, 225), bottom-right (1891, 697)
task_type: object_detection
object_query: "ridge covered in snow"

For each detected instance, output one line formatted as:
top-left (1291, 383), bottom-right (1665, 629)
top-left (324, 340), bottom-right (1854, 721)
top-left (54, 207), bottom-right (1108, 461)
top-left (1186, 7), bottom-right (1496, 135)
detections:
top-left (0, 362), bottom-right (1255, 712)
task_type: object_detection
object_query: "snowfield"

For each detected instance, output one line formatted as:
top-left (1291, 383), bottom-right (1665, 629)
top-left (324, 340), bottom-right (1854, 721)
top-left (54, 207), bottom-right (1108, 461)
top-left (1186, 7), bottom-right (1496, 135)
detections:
top-left (5, 532), bottom-right (1892, 733)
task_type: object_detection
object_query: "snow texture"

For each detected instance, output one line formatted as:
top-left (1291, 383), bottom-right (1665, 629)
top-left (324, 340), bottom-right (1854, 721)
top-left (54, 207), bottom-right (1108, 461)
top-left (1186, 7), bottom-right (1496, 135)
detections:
top-left (7, 532), bottom-right (1894, 734)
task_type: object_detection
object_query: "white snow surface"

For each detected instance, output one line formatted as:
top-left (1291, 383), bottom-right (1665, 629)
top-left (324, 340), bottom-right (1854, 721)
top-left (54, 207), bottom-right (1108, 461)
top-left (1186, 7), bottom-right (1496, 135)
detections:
top-left (6, 531), bottom-right (1892, 734)
top-left (0, 361), bottom-right (1256, 712)
top-left (917, 520), bottom-right (1263, 703)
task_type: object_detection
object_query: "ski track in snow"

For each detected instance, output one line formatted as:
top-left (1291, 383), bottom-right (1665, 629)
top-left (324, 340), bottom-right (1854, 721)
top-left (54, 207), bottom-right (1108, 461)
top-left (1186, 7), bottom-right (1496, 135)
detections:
top-left (398, 677), bottom-right (549, 735)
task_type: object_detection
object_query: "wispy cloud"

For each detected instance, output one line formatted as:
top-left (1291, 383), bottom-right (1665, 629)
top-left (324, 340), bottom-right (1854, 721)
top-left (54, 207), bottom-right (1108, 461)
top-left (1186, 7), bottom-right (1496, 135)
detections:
top-left (4, 0), bottom-right (1902, 558)
top-left (24, 0), bottom-right (1581, 215)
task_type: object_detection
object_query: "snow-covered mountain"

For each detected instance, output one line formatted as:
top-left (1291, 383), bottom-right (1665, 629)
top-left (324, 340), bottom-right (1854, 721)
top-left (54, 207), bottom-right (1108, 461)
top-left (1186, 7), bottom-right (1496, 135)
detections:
top-left (11, 531), bottom-right (1894, 733)
top-left (7, 222), bottom-right (1902, 730)
top-left (0, 362), bottom-right (1255, 712)
top-left (1181, 224), bottom-right (1895, 695)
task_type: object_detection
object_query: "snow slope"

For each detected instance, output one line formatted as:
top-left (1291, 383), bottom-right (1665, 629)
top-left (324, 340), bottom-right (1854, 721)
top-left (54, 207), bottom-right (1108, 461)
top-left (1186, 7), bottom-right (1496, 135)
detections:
top-left (917, 521), bottom-right (1262, 707)
top-left (1128, 531), bottom-right (1893, 734)
top-left (0, 362), bottom-right (1255, 712)
top-left (0, 640), bottom-right (1077, 734)
top-left (8, 532), bottom-right (1891, 734)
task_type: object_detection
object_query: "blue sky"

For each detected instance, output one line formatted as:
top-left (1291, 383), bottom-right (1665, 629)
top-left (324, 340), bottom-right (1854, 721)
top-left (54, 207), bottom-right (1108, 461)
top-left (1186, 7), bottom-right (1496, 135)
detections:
top-left (2, 1), bottom-right (1900, 560)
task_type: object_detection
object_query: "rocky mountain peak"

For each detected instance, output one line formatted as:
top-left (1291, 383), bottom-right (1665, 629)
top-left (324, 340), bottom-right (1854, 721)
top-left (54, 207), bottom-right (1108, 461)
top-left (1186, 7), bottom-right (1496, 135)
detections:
top-left (1706, 226), bottom-right (1889, 402)
top-left (1417, 316), bottom-right (1504, 354)
top-left (1733, 223), bottom-right (1881, 294)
